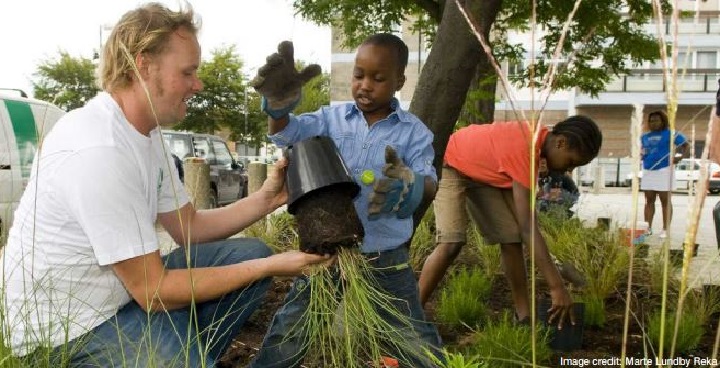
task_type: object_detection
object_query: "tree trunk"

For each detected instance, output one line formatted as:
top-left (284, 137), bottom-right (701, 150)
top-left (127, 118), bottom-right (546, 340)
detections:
top-left (409, 0), bottom-right (502, 177)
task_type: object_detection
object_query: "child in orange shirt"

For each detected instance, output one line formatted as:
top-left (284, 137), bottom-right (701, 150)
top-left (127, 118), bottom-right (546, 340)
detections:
top-left (419, 116), bottom-right (602, 327)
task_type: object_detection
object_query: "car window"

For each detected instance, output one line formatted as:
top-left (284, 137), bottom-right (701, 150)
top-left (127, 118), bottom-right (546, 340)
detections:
top-left (193, 137), bottom-right (215, 163)
top-left (163, 133), bottom-right (192, 159)
top-left (212, 140), bottom-right (233, 166)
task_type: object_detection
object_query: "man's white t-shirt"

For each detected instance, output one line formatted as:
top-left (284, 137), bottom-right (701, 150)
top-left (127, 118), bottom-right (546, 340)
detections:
top-left (1, 92), bottom-right (189, 355)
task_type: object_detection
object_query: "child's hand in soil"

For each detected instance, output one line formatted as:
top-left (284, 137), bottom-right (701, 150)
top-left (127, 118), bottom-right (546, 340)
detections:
top-left (368, 146), bottom-right (425, 220)
top-left (265, 251), bottom-right (336, 277)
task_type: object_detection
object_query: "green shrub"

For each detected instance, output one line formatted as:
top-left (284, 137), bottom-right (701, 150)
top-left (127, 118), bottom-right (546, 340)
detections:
top-left (469, 312), bottom-right (552, 368)
top-left (647, 309), bottom-right (703, 355)
top-left (436, 268), bottom-right (492, 328)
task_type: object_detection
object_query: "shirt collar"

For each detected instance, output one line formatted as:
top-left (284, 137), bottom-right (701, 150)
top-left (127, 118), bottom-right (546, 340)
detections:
top-left (345, 97), bottom-right (405, 123)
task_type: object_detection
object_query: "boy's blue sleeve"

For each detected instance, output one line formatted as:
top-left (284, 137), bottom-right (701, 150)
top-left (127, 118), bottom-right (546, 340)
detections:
top-left (267, 108), bottom-right (330, 147)
top-left (405, 123), bottom-right (437, 182)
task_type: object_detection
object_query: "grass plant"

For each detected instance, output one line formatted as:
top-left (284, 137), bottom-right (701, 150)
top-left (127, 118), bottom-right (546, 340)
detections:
top-left (410, 208), bottom-right (436, 272)
top-left (469, 312), bottom-right (552, 368)
top-left (243, 211), bottom-right (299, 252)
top-left (427, 348), bottom-right (488, 368)
top-left (297, 247), bottom-right (434, 367)
top-left (647, 308), bottom-right (704, 355)
top-left (435, 267), bottom-right (492, 329)
top-left (467, 224), bottom-right (501, 280)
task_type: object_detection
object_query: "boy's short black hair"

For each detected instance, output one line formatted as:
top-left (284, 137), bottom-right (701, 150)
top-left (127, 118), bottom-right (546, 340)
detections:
top-left (361, 33), bottom-right (409, 72)
top-left (647, 110), bottom-right (669, 131)
top-left (552, 115), bottom-right (603, 161)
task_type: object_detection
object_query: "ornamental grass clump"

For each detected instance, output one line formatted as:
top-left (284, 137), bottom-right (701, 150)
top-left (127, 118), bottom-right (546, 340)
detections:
top-left (436, 267), bottom-right (492, 329)
top-left (298, 248), bottom-right (432, 367)
top-left (647, 308), bottom-right (703, 355)
top-left (427, 348), bottom-right (488, 368)
top-left (469, 312), bottom-right (552, 368)
top-left (410, 208), bottom-right (436, 271)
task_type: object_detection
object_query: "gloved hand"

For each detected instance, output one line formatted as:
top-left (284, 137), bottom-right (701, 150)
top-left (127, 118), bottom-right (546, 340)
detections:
top-left (250, 41), bottom-right (322, 120)
top-left (368, 146), bottom-right (425, 220)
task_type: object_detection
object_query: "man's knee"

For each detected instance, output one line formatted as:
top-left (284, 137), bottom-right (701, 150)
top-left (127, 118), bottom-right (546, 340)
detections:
top-left (223, 238), bottom-right (273, 262)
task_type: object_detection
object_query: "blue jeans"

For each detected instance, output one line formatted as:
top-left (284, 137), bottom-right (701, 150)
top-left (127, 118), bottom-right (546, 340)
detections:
top-left (52, 238), bottom-right (272, 368)
top-left (249, 246), bottom-right (443, 368)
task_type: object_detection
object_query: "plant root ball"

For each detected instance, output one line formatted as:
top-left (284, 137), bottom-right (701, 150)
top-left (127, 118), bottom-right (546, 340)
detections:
top-left (294, 184), bottom-right (364, 255)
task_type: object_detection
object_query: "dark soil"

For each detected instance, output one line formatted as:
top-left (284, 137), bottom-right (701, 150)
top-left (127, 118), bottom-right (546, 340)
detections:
top-left (293, 185), bottom-right (363, 255)
top-left (218, 274), bottom-right (720, 368)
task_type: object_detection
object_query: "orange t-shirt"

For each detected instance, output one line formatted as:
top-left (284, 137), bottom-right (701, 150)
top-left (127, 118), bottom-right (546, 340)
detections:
top-left (444, 121), bottom-right (548, 189)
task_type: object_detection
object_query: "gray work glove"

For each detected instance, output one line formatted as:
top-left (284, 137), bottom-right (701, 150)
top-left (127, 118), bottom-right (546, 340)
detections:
top-left (250, 41), bottom-right (322, 119)
top-left (368, 146), bottom-right (425, 220)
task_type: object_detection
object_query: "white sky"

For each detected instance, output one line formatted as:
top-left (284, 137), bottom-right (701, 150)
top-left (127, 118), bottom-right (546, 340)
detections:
top-left (0, 0), bottom-right (331, 98)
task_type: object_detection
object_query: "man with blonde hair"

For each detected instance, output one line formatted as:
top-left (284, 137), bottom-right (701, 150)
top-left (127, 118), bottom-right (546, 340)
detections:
top-left (1, 3), bottom-right (333, 367)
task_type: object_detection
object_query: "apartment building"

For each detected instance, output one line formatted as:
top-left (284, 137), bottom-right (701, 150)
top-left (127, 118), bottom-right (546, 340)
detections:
top-left (330, 2), bottom-right (720, 166)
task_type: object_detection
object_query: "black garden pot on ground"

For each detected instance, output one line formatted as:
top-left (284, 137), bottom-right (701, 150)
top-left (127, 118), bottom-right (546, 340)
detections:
top-left (537, 299), bottom-right (585, 352)
top-left (285, 136), bottom-right (364, 254)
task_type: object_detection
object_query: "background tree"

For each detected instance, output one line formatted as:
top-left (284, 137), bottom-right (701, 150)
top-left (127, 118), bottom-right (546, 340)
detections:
top-left (32, 51), bottom-right (100, 111)
top-left (295, 60), bottom-right (331, 114)
top-left (177, 45), bottom-right (245, 135)
top-left (293, 0), bottom-right (666, 172)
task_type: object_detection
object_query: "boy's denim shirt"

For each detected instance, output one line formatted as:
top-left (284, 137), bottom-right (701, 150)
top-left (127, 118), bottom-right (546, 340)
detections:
top-left (269, 98), bottom-right (436, 253)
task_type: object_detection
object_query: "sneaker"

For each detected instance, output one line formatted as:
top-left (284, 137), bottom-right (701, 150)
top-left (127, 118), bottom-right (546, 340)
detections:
top-left (658, 230), bottom-right (667, 239)
top-left (647, 228), bottom-right (653, 236)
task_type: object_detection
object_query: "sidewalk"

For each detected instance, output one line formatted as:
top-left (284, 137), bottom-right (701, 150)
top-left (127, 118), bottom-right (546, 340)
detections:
top-left (575, 187), bottom-right (720, 287)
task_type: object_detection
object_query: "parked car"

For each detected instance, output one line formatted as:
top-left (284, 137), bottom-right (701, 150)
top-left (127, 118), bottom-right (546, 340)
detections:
top-left (162, 131), bottom-right (248, 207)
top-left (0, 92), bottom-right (64, 236)
top-left (625, 158), bottom-right (720, 194)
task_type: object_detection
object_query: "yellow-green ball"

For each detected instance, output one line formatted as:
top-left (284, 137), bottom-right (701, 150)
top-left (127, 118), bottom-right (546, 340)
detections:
top-left (360, 170), bottom-right (375, 185)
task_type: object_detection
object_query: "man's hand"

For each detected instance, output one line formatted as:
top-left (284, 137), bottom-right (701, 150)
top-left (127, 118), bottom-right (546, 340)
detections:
top-left (250, 41), bottom-right (322, 119)
top-left (368, 146), bottom-right (424, 220)
top-left (264, 251), bottom-right (336, 277)
top-left (258, 157), bottom-right (289, 211)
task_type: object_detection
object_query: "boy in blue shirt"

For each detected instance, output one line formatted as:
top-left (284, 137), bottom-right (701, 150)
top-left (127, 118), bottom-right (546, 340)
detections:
top-left (248, 33), bottom-right (442, 367)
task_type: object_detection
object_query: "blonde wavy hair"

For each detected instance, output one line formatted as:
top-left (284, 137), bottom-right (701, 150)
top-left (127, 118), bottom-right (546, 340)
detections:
top-left (98, 2), bottom-right (200, 92)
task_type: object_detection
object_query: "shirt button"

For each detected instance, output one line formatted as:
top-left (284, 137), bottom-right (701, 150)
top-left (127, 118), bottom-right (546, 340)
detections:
top-left (362, 143), bottom-right (369, 149)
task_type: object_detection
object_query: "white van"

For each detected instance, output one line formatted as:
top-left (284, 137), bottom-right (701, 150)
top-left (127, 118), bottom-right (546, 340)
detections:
top-left (0, 92), bottom-right (64, 237)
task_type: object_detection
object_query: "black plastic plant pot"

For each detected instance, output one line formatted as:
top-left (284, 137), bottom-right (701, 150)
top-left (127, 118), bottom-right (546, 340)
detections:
top-left (285, 136), bottom-right (360, 214)
top-left (285, 136), bottom-right (363, 254)
top-left (537, 299), bottom-right (585, 352)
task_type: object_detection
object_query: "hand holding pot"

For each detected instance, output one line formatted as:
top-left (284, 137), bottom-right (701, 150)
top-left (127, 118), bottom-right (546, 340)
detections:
top-left (368, 146), bottom-right (424, 220)
top-left (258, 157), bottom-right (289, 211)
top-left (547, 286), bottom-right (575, 329)
top-left (250, 41), bottom-right (322, 119)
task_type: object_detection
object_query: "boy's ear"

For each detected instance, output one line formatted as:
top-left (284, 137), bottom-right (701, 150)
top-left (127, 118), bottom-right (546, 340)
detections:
top-left (396, 74), bottom-right (406, 91)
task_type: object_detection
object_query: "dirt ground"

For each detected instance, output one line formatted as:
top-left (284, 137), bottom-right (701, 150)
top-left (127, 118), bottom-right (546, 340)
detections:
top-left (217, 275), bottom-right (719, 368)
